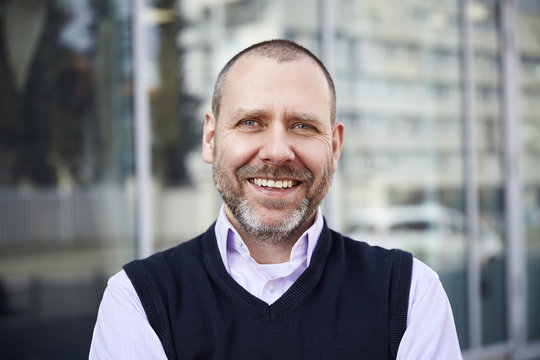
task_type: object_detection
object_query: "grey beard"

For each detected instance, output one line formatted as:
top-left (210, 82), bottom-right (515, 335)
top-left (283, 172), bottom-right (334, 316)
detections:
top-left (212, 159), bottom-right (333, 246)
top-left (234, 197), bottom-right (311, 245)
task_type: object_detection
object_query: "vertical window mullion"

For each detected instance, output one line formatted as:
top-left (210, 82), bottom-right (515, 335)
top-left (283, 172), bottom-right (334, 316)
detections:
top-left (133, 0), bottom-right (154, 258)
top-left (319, 0), bottom-right (341, 230)
top-left (499, 0), bottom-right (526, 357)
top-left (460, 0), bottom-right (482, 350)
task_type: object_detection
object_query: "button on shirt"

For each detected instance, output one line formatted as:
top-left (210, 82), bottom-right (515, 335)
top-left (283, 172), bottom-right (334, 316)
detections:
top-left (90, 207), bottom-right (463, 359)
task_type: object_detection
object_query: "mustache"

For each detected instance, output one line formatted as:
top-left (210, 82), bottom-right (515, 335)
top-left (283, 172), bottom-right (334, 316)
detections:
top-left (235, 165), bottom-right (314, 185)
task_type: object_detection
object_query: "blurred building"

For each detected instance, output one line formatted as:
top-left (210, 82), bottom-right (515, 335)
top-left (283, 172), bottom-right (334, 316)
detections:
top-left (0, 0), bottom-right (539, 358)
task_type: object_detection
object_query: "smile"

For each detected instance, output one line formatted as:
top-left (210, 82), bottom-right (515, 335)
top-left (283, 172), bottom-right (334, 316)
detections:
top-left (250, 178), bottom-right (298, 189)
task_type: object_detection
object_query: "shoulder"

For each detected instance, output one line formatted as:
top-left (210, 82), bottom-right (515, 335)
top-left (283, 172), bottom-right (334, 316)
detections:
top-left (158, 229), bottom-right (209, 260)
top-left (330, 228), bottom-right (412, 265)
top-left (328, 227), bottom-right (434, 284)
top-left (408, 257), bottom-right (448, 314)
top-left (123, 223), bottom-right (220, 294)
top-left (411, 257), bottom-right (440, 290)
top-left (126, 225), bottom-right (213, 273)
top-left (105, 269), bottom-right (147, 314)
top-left (325, 229), bottom-right (413, 289)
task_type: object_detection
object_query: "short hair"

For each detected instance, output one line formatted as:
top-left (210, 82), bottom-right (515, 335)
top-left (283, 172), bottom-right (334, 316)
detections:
top-left (211, 39), bottom-right (336, 123)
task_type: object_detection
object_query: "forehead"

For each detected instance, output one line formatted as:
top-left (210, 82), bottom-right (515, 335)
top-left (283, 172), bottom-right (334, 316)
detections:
top-left (220, 55), bottom-right (332, 119)
top-left (226, 54), bottom-right (328, 88)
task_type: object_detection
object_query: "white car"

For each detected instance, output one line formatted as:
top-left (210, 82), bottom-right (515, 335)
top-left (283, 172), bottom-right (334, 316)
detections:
top-left (346, 204), bottom-right (503, 272)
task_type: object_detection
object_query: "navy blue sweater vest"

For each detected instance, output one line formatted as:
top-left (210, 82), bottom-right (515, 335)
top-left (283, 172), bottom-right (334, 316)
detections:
top-left (124, 222), bottom-right (412, 360)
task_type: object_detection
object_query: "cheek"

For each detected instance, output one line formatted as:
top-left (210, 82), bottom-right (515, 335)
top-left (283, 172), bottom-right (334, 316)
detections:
top-left (296, 142), bottom-right (334, 172)
top-left (214, 137), bottom-right (254, 173)
top-left (220, 134), bottom-right (262, 162)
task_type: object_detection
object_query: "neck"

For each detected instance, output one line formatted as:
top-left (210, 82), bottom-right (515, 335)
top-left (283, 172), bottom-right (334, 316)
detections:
top-left (243, 239), bottom-right (295, 264)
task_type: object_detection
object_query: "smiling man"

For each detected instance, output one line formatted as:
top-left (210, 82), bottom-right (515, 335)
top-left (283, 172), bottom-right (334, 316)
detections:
top-left (90, 40), bottom-right (462, 359)
top-left (204, 51), bottom-right (342, 264)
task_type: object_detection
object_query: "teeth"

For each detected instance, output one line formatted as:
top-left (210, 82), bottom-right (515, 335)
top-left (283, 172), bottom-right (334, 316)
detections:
top-left (251, 178), bottom-right (296, 189)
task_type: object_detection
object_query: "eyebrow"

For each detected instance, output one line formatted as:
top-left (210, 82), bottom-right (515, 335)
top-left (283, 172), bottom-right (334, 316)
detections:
top-left (230, 107), bottom-right (325, 124)
top-left (290, 112), bottom-right (324, 124)
top-left (229, 108), bottom-right (267, 120)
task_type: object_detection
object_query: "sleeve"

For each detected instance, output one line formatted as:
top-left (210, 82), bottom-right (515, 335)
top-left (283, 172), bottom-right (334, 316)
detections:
top-left (89, 270), bottom-right (168, 360)
top-left (396, 258), bottom-right (463, 360)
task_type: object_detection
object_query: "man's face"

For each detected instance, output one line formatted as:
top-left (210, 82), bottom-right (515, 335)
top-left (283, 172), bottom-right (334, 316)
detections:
top-left (202, 55), bottom-right (344, 244)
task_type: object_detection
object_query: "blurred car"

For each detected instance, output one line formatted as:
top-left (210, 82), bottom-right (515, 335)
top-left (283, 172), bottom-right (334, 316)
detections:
top-left (346, 203), bottom-right (503, 271)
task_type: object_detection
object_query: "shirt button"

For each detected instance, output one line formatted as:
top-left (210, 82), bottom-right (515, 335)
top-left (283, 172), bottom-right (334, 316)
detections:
top-left (268, 282), bottom-right (276, 292)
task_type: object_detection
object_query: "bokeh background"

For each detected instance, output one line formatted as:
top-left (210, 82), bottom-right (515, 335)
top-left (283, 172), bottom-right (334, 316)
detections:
top-left (0, 0), bottom-right (539, 359)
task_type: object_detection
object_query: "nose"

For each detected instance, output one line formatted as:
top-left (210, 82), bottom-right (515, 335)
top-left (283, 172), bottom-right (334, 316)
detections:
top-left (258, 125), bottom-right (295, 165)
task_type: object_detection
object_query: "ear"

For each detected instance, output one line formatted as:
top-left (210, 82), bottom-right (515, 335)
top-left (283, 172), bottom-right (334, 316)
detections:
top-left (202, 112), bottom-right (216, 164)
top-left (331, 121), bottom-right (344, 172)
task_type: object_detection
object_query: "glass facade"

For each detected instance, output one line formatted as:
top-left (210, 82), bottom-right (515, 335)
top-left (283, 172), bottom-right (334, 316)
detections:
top-left (471, 0), bottom-right (507, 346)
top-left (518, 0), bottom-right (540, 343)
top-left (334, 0), bottom-right (471, 346)
top-left (0, 1), bottom-right (136, 358)
top-left (0, 0), bottom-right (539, 358)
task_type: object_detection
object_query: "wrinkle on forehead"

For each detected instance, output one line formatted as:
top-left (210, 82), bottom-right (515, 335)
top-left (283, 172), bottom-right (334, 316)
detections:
top-left (217, 56), bottom-right (335, 121)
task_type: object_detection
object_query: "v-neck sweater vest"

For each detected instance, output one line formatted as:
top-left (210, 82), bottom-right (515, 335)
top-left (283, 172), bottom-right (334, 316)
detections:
top-left (124, 221), bottom-right (412, 360)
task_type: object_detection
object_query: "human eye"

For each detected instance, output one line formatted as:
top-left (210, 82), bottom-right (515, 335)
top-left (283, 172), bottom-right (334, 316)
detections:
top-left (294, 123), bottom-right (312, 130)
top-left (292, 122), bottom-right (317, 133)
top-left (236, 118), bottom-right (262, 131)
top-left (241, 119), bottom-right (258, 127)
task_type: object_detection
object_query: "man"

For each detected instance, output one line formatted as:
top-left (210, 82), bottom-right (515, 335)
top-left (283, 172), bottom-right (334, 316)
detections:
top-left (90, 39), bottom-right (462, 359)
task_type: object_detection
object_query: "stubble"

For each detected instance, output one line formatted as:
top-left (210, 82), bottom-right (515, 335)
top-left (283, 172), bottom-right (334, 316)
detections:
top-left (212, 157), bottom-right (333, 245)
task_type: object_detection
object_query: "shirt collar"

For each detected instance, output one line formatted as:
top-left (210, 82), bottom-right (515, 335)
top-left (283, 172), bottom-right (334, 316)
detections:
top-left (214, 205), bottom-right (324, 271)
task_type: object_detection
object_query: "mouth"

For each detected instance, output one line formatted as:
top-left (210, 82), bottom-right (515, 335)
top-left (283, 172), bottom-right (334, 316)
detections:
top-left (249, 178), bottom-right (299, 190)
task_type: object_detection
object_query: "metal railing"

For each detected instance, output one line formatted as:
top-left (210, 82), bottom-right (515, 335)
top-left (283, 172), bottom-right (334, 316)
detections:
top-left (0, 186), bottom-right (135, 249)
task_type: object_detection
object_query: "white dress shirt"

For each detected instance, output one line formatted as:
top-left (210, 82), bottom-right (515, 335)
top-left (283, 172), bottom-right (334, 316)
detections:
top-left (90, 208), bottom-right (462, 359)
